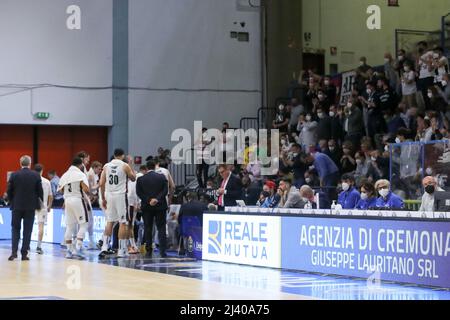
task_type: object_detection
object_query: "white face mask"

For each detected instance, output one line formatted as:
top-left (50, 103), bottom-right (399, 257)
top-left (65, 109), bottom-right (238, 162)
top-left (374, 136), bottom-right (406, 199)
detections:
top-left (384, 145), bottom-right (389, 152)
top-left (306, 115), bottom-right (312, 121)
top-left (329, 146), bottom-right (335, 151)
top-left (356, 159), bottom-right (362, 165)
top-left (379, 188), bottom-right (389, 198)
top-left (366, 89), bottom-right (372, 95)
top-left (324, 80), bottom-right (330, 86)
top-left (395, 137), bottom-right (401, 144)
top-left (442, 80), bottom-right (448, 87)
top-left (404, 66), bottom-right (410, 72)
top-left (342, 182), bottom-right (350, 191)
top-left (360, 61), bottom-right (365, 66)
top-left (317, 113), bottom-right (324, 119)
top-left (347, 102), bottom-right (352, 108)
top-left (279, 104), bottom-right (285, 111)
top-left (433, 53), bottom-right (439, 59)
top-left (428, 93), bottom-right (433, 99)
top-left (318, 94), bottom-right (324, 100)
top-left (281, 139), bottom-right (286, 145)
top-left (360, 192), bottom-right (368, 200)
top-left (398, 55), bottom-right (404, 61)
top-left (305, 177), bottom-right (311, 183)
top-left (329, 111), bottom-right (335, 117)
top-left (371, 156), bottom-right (377, 161)
top-left (426, 167), bottom-right (433, 176)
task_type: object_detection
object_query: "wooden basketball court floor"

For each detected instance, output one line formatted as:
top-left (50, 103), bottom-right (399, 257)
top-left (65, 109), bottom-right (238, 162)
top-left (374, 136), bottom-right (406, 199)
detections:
top-left (0, 241), bottom-right (306, 300)
top-left (1, 240), bottom-right (450, 300)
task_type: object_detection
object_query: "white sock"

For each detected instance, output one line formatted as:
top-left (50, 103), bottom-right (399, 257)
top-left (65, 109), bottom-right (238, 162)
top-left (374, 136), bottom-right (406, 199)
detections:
top-left (119, 239), bottom-right (127, 253)
top-left (37, 240), bottom-right (42, 248)
top-left (129, 238), bottom-right (136, 248)
top-left (102, 235), bottom-right (110, 251)
top-left (89, 235), bottom-right (94, 244)
top-left (66, 242), bottom-right (73, 252)
top-left (76, 239), bottom-right (83, 251)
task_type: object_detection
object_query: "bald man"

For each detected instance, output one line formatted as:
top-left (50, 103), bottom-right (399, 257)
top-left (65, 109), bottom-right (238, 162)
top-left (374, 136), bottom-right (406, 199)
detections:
top-left (419, 176), bottom-right (443, 212)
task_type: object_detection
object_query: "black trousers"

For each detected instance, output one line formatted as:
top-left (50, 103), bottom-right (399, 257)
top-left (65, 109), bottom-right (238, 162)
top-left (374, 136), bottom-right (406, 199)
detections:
top-left (11, 210), bottom-right (35, 256)
top-left (196, 163), bottom-right (209, 188)
top-left (142, 207), bottom-right (167, 255)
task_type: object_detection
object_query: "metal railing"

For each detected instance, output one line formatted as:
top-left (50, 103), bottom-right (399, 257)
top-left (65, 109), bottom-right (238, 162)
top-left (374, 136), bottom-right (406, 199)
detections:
top-left (240, 117), bottom-right (259, 131)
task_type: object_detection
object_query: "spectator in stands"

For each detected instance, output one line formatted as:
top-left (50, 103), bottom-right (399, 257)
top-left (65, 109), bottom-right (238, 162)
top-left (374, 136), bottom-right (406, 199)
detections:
top-left (278, 177), bottom-right (304, 208)
top-left (428, 86), bottom-right (448, 114)
top-left (337, 173), bottom-right (360, 209)
top-left (303, 151), bottom-right (339, 199)
top-left (374, 179), bottom-right (404, 209)
top-left (438, 73), bottom-right (450, 103)
top-left (417, 118), bottom-right (433, 142)
top-left (322, 76), bottom-right (337, 105)
top-left (355, 56), bottom-right (372, 94)
top-left (328, 105), bottom-right (344, 143)
top-left (343, 98), bottom-right (364, 150)
top-left (377, 77), bottom-right (398, 114)
top-left (416, 41), bottom-right (436, 110)
top-left (316, 106), bottom-right (332, 141)
top-left (384, 52), bottom-right (399, 92)
top-left (395, 49), bottom-right (413, 79)
top-left (195, 127), bottom-right (212, 188)
top-left (272, 104), bottom-right (290, 133)
top-left (299, 185), bottom-right (331, 209)
top-left (400, 60), bottom-right (418, 109)
top-left (280, 143), bottom-right (306, 187)
top-left (259, 180), bottom-right (281, 208)
top-left (245, 160), bottom-right (262, 185)
top-left (419, 176), bottom-right (444, 212)
top-left (432, 47), bottom-right (449, 85)
top-left (241, 175), bottom-right (260, 206)
top-left (317, 89), bottom-right (331, 110)
top-left (47, 170), bottom-right (64, 207)
top-left (340, 141), bottom-right (356, 174)
top-left (304, 170), bottom-right (320, 188)
top-left (355, 181), bottom-right (378, 210)
top-left (257, 191), bottom-right (270, 207)
top-left (327, 139), bottom-right (342, 169)
top-left (296, 113), bottom-right (318, 151)
top-left (385, 107), bottom-right (407, 138)
top-left (354, 151), bottom-right (372, 184)
top-left (288, 98), bottom-right (304, 133)
top-left (360, 81), bottom-right (386, 140)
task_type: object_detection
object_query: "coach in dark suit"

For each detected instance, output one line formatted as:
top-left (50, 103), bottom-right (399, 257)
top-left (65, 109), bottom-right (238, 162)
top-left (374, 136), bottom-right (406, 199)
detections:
top-left (136, 159), bottom-right (169, 258)
top-left (7, 155), bottom-right (43, 261)
top-left (216, 164), bottom-right (243, 211)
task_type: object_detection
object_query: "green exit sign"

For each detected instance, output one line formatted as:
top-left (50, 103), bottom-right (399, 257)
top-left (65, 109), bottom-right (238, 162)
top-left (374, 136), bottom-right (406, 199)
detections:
top-left (35, 112), bottom-right (50, 120)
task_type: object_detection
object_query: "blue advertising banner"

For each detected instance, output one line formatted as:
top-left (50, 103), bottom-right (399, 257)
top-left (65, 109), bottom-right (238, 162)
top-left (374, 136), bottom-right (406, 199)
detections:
top-left (0, 207), bottom-right (106, 244)
top-left (281, 216), bottom-right (450, 288)
top-left (0, 208), bottom-right (11, 239)
top-left (181, 215), bottom-right (202, 259)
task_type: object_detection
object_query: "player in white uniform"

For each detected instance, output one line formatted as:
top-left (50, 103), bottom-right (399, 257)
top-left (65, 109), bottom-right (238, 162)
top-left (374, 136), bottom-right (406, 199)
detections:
top-left (34, 164), bottom-right (53, 254)
top-left (77, 151), bottom-right (96, 250)
top-left (58, 157), bottom-right (91, 259)
top-left (99, 148), bottom-right (136, 258)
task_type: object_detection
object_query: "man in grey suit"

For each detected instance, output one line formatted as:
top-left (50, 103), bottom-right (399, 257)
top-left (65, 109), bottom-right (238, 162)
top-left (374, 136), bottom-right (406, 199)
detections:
top-left (7, 155), bottom-right (43, 261)
top-left (279, 178), bottom-right (305, 208)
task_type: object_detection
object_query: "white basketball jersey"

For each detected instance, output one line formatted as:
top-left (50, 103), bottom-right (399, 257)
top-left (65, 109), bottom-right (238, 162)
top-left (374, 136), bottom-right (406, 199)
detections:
top-left (104, 159), bottom-right (128, 195)
top-left (63, 180), bottom-right (84, 199)
top-left (41, 177), bottom-right (52, 208)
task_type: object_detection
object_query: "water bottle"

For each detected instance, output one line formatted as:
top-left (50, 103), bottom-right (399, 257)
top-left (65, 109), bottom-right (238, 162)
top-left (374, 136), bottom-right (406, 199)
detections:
top-left (305, 201), bottom-right (312, 210)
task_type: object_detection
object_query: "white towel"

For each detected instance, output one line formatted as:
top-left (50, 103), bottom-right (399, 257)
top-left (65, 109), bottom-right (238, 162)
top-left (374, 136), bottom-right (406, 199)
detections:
top-left (58, 166), bottom-right (89, 191)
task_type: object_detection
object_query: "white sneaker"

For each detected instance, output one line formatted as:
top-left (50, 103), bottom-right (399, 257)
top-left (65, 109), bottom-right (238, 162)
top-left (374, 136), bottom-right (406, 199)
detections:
top-left (73, 249), bottom-right (86, 260)
top-left (87, 241), bottom-right (96, 250)
top-left (65, 251), bottom-right (74, 259)
top-left (117, 249), bottom-right (129, 258)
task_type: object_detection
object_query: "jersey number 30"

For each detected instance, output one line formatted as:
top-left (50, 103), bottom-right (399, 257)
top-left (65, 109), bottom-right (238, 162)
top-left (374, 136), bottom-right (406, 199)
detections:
top-left (109, 174), bottom-right (119, 185)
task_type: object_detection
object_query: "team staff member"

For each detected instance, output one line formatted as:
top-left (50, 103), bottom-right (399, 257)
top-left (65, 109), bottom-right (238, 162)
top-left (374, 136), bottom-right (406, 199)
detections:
top-left (419, 176), bottom-right (443, 212)
top-left (7, 155), bottom-right (44, 261)
top-left (355, 181), bottom-right (377, 210)
top-left (374, 179), bottom-right (404, 209)
top-left (337, 174), bottom-right (360, 209)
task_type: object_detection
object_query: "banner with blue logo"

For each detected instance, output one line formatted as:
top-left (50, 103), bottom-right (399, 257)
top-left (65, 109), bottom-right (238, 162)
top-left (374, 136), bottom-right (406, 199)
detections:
top-left (281, 216), bottom-right (450, 288)
top-left (202, 214), bottom-right (281, 268)
top-left (181, 215), bottom-right (203, 259)
top-left (0, 207), bottom-right (106, 244)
